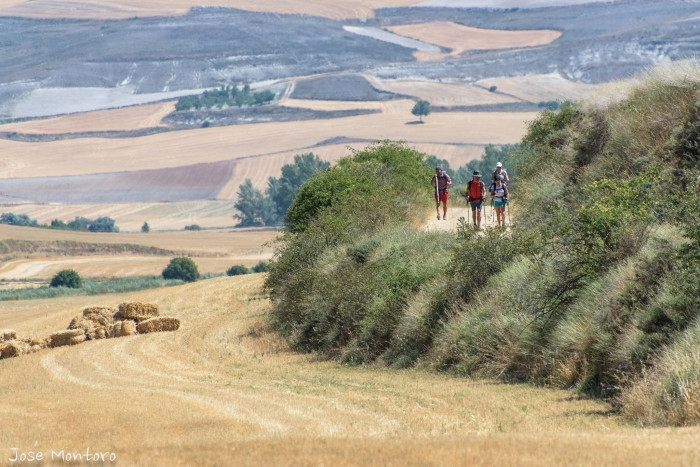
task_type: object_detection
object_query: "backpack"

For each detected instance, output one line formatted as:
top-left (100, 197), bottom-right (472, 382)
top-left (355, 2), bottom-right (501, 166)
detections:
top-left (467, 180), bottom-right (484, 201)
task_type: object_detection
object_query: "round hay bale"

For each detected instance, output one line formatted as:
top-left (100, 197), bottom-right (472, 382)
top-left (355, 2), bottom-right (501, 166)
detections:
top-left (82, 306), bottom-right (115, 326)
top-left (110, 320), bottom-right (137, 338)
top-left (0, 341), bottom-right (27, 359)
top-left (1, 329), bottom-right (17, 342)
top-left (50, 329), bottom-right (87, 348)
top-left (138, 317), bottom-right (181, 334)
top-left (118, 302), bottom-right (160, 321)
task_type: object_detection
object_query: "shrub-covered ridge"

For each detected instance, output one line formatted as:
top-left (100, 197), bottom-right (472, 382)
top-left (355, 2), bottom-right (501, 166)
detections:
top-left (265, 63), bottom-right (700, 426)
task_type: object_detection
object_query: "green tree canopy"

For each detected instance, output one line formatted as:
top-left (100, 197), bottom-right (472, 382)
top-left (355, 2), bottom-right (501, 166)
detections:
top-left (267, 153), bottom-right (330, 220)
top-left (50, 269), bottom-right (82, 288)
top-left (162, 257), bottom-right (199, 282)
top-left (233, 179), bottom-right (277, 227)
top-left (411, 100), bottom-right (431, 122)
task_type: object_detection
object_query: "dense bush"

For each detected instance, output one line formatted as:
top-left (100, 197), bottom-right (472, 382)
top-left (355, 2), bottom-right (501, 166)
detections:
top-left (251, 261), bottom-right (269, 273)
top-left (226, 265), bottom-right (249, 276)
top-left (50, 269), bottom-right (82, 288)
top-left (162, 257), bottom-right (199, 282)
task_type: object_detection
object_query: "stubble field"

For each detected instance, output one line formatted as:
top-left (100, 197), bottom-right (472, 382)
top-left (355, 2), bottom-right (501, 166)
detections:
top-left (2, 274), bottom-right (699, 465)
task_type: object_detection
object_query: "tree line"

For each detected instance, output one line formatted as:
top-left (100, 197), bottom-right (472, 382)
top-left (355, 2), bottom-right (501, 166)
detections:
top-left (233, 153), bottom-right (330, 227)
top-left (0, 213), bottom-right (119, 232)
top-left (175, 84), bottom-right (275, 111)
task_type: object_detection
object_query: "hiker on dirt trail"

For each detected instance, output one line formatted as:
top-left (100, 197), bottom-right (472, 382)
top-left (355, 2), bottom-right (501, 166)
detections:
top-left (489, 162), bottom-right (510, 192)
top-left (490, 177), bottom-right (509, 228)
top-left (431, 166), bottom-right (452, 220)
top-left (466, 170), bottom-right (486, 229)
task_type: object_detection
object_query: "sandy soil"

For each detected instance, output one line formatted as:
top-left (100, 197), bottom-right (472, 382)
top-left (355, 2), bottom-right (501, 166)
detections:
top-left (1, 274), bottom-right (698, 465)
top-left (388, 22), bottom-right (561, 61)
top-left (0, 0), bottom-right (423, 19)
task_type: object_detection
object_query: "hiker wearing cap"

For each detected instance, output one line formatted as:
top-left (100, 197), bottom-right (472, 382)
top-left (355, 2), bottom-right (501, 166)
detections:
top-left (489, 162), bottom-right (510, 192)
top-left (466, 170), bottom-right (486, 229)
top-left (490, 177), bottom-right (509, 228)
top-left (431, 166), bottom-right (452, 220)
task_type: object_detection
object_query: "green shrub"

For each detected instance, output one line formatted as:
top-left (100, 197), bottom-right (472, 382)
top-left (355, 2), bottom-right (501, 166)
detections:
top-left (251, 261), bottom-right (269, 273)
top-left (226, 265), bottom-right (249, 276)
top-left (162, 257), bottom-right (199, 282)
top-left (50, 269), bottom-right (82, 288)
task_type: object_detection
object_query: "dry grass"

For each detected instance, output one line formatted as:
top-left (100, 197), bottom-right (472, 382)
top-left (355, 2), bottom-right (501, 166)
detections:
top-left (387, 22), bottom-right (561, 61)
top-left (0, 0), bottom-right (422, 19)
top-left (1, 275), bottom-right (698, 464)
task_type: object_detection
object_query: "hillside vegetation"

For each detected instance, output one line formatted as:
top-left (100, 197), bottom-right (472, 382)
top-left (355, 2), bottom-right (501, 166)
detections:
top-left (265, 62), bottom-right (700, 426)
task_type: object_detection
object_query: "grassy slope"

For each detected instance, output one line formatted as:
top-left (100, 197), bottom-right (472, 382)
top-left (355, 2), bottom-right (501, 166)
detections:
top-left (2, 275), bottom-right (699, 465)
top-left (264, 62), bottom-right (700, 426)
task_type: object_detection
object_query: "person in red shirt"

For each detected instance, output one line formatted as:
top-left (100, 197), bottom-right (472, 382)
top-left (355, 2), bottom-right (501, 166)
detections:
top-left (466, 171), bottom-right (486, 229)
top-left (431, 166), bottom-right (452, 220)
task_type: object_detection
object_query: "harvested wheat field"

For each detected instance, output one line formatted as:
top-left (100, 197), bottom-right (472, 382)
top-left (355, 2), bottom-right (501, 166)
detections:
top-left (0, 224), bottom-right (277, 279)
top-left (0, 103), bottom-right (534, 179)
top-left (476, 73), bottom-right (603, 103)
top-left (0, 102), bottom-right (176, 135)
top-left (387, 22), bottom-right (561, 61)
top-left (1, 274), bottom-right (698, 465)
top-left (0, 0), bottom-right (422, 19)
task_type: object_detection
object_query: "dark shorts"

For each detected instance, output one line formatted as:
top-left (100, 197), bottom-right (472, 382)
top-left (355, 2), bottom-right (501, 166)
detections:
top-left (435, 191), bottom-right (449, 204)
top-left (470, 201), bottom-right (483, 211)
top-left (494, 200), bottom-right (506, 207)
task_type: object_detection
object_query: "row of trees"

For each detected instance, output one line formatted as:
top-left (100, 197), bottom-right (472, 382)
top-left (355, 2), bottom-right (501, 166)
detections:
top-left (233, 153), bottom-right (330, 227)
top-left (175, 84), bottom-right (275, 111)
top-left (1, 213), bottom-right (119, 232)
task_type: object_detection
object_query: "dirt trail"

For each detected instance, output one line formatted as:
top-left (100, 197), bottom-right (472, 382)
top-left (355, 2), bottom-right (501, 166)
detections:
top-left (422, 200), bottom-right (512, 232)
top-left (2, 275), bottom-right (699, 465)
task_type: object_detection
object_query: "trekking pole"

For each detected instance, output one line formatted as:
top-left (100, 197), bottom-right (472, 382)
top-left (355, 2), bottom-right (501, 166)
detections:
top-left (435, 175), bottom-right (439, 219)
top-left (506, 200), bottom-right (511, 225)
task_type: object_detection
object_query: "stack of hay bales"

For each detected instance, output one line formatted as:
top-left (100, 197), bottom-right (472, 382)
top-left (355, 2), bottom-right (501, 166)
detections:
top-left (2, 301), bottom-right (181, 359)
top-left (0, 330), bottom-right (46, 359)
top-left (69, 306), bottom-right (116, 340)
top-left (50, 329), bottom-right (87, 348)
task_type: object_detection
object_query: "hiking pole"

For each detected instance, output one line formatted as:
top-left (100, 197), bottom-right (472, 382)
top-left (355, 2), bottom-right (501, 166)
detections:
top-left (506, 200), bottom-right (511, 225)
top-left (435, 174), bottom-right (439, 219)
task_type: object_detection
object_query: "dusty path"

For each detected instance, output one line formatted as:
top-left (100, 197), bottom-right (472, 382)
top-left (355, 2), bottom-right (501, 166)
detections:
top-left (422, 200), bottom-right (512, 232)
top-left (2, 275), bottom-right (698, 465)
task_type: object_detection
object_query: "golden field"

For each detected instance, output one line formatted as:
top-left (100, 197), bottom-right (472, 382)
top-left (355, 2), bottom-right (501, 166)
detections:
top-left (0, 224), bottom-right (278, 280)
top-left (1, 274), bottom-right (698, 465)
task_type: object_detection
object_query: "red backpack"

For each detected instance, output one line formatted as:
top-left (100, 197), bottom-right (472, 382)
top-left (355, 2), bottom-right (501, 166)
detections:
top-left (467, 180), bottom-right (484, 201)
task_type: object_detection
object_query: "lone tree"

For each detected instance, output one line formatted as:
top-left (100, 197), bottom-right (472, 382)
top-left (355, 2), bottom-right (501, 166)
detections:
top-left (162, 257), bottom-right (199, 282)
top-left (50, 269), bottom-right (82, 288)
top-left (411, 100), bottom-right (431, 122)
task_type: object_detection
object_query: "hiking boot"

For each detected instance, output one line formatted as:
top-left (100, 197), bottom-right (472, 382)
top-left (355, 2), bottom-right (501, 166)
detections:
top-left (437, 214), bottom-right (441, 220)
top-left (443, 215), bottom-right (447, 220)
